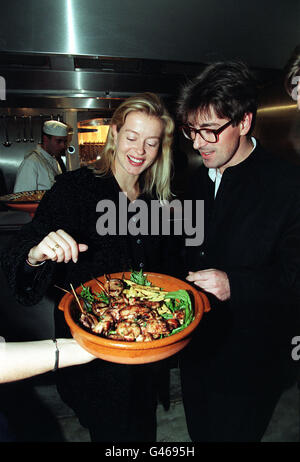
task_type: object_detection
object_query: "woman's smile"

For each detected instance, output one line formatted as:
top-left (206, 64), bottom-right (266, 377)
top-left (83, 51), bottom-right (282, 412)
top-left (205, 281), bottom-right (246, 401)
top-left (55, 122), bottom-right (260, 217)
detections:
top-left (127, 154), bottom-right (146, 166)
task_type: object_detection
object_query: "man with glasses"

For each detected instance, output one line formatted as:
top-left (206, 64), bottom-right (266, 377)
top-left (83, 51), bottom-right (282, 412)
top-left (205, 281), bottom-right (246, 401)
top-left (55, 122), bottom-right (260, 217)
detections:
top-left (177, 61), bottom-right (300, 442)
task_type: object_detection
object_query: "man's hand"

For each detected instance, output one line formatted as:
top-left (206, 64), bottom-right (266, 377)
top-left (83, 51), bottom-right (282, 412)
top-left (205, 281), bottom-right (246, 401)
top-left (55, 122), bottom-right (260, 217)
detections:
top-left (186, 269), bottom-right (231, 301)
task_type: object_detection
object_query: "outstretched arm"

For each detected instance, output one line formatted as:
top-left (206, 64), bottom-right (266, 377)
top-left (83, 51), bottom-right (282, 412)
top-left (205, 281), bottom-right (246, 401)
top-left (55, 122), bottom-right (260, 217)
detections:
top-left (0, 338), bottom-right (95, 384)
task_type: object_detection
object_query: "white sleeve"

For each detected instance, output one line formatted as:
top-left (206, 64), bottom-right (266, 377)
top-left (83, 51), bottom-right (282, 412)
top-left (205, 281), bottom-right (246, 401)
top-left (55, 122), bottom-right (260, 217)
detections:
top-left (13, 158), bottom-right (39, 192)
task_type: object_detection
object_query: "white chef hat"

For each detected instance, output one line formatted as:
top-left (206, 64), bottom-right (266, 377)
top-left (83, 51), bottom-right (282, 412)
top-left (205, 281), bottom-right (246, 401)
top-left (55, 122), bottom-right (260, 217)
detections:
top-left (43, 120), bottom-right (68, 137)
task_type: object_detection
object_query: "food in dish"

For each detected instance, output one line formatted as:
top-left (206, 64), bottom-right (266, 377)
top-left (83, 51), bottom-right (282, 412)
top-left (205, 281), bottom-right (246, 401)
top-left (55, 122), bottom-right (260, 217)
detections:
top-left (75, 270), bottom-right (194, 342)
top-left (0, 190), bottom-right (46, 202)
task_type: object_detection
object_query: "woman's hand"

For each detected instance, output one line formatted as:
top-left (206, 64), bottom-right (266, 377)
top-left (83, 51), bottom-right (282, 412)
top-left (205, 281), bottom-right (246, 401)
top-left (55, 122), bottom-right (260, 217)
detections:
top-left (27, 229), bottom-right (88, 265)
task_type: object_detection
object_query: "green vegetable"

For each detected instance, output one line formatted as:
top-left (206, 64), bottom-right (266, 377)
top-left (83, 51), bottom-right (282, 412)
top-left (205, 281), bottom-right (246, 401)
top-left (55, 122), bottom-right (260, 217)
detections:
top-left (164, 289), bottom-right (194, 336)
top-left (130, 269), bottom-right (152, 286)
top-left (159, 311), bottom-right (174, 320)
top-left (95, 291), bottom-right (110, 304)
top-left (80, 284), bottom-right (109, 313)
top-left (79, 285), bottom-right (95, 313)
top-left (80, 285), bottom-right (95, 303)
top-left (164, 298), bottom-right (179, 313)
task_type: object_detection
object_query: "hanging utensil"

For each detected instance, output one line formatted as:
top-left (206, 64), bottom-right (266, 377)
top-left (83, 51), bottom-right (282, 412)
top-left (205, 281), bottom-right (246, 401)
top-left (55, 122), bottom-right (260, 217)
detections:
top-left (2, 116), bottom-right (12, 147)
top-left (15, 115), bottom-right (21, 142)
top-left (29, 115), bottom-right (34, 142)
top-left (23, 116), bottom-right (28, 142)
top-left (38, 115), bottom-right (43, 144)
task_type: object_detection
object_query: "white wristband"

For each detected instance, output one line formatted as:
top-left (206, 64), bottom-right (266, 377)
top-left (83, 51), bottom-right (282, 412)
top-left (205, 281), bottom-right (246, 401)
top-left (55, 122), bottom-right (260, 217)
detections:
top-left (52, 339), bottom-right (59, 372)
top-left (26, 259), bottom-right (46, 267)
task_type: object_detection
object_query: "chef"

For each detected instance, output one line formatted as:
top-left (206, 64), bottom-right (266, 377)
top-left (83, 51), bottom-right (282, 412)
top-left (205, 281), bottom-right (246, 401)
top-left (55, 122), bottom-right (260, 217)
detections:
top-left (14, 120), bottom-right (69, 192)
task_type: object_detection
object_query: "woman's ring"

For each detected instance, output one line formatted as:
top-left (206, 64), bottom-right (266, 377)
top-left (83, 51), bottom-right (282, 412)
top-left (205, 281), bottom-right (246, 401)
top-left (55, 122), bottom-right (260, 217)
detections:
top-left (52, 244), bottom-right (60, 252)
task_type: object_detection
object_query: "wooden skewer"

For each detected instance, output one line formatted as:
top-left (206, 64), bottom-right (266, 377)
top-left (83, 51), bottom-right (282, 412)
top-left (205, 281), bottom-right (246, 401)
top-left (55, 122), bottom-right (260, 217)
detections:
top-left (54, 284), bottom-right (71, 295)
top-left (93, 277), bottom-right (109, 295)
top-left (70, 283), bottom-right (84, 313)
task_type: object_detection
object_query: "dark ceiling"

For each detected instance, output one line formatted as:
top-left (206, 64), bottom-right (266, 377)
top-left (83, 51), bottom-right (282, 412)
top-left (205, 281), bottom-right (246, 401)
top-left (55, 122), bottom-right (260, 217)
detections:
top-left (0, 0), bottom-right (299, 69)
top-left (0, 0), bottom-right (299, 108)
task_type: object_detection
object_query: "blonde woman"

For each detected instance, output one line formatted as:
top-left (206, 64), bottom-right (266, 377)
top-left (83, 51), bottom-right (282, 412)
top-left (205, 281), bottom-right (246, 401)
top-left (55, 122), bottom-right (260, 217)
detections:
top-left (1, 93), bottom-right (176, 442)
top-left (94, 92), bottom-right (174, 202)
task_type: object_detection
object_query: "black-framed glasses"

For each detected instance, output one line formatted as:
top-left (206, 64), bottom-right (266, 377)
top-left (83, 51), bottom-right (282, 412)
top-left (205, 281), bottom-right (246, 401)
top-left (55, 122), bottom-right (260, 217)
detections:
top-left (181, 119), bottom-right (233, 143)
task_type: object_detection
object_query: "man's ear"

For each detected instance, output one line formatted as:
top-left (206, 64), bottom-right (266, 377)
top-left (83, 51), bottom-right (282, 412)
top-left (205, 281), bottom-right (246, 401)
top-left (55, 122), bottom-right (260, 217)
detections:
top-left (240, 113), bottom-right (253, 136)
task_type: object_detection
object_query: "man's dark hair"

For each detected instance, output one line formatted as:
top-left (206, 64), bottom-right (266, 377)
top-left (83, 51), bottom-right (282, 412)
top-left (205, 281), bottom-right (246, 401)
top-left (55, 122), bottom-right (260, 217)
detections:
top-left (41, 131), bottom-right (52, 142)
top-left (177, 61), bottom-right (258, 133)
top-left (284, 45), bottom-right (300, 97)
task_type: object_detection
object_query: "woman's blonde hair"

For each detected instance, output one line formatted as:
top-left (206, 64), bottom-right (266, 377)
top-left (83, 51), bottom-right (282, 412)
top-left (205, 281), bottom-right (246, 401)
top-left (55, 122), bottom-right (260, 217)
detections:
top-left (93, 92), bottom-right (174, 201)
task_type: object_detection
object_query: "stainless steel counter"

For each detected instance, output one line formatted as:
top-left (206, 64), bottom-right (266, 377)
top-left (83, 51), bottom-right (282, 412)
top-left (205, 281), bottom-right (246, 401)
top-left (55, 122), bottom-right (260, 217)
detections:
top-left (0, 215), bottom-right (55, 342)
top-left (0, 209), bottom-right (32, 231)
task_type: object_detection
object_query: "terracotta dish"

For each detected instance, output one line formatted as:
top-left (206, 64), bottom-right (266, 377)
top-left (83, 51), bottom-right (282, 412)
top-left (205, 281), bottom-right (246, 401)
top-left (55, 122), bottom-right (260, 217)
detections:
top-left (0, 190), bottom-right (46, 217)
top-left (58, 272), bottom-right (211, 364)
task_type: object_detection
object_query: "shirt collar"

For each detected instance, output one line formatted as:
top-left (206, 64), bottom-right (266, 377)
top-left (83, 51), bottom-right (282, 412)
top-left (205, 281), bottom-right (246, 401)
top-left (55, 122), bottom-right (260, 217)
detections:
top-left (208, 137), bottom-right (257, 183)
top-left (36, 144), bottom-right (57, 164)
